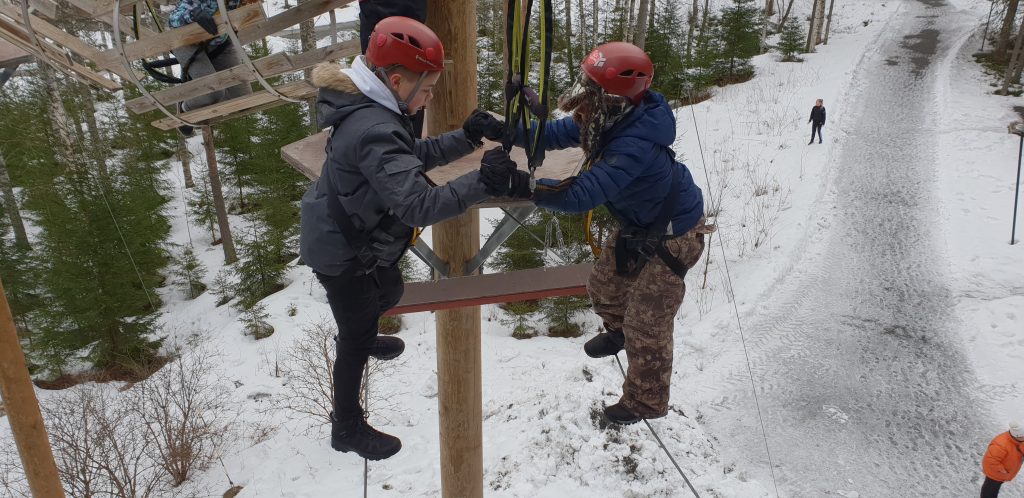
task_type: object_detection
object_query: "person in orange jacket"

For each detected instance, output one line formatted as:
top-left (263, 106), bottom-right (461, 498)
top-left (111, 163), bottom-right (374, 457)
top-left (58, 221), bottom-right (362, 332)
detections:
top-left (982, 421), bottom-right (1024, 497)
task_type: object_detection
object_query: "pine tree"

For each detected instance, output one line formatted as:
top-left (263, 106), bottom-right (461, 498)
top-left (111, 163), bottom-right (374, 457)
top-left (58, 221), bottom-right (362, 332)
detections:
top-left (718, 0), bottom-right (761, 83)
top-left (234, 220), bottom-right (288, 311)
top-left (645, 0), bottom-right (688, 100)
top-left (18, 71), bottom-right (172, 373)
top-left (777, 16), bottom-right (804, 62)
top-left (171, 246), bottom-right (208, 299)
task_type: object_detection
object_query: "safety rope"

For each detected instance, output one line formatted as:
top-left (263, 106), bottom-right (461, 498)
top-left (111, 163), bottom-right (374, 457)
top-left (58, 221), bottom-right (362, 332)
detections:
top-left (362, 362), bottom-right (369, 498)
top-left (502, 0), bottom-right (553, 188)
top-left (613, 355), bottom-right (701, 498)
top-left (685, 88), bottom-right (780, 498)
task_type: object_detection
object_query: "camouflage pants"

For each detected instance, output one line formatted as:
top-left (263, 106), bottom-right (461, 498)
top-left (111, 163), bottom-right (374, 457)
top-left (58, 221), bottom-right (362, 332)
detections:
top-left (587, 225), bottom-right (707, 418)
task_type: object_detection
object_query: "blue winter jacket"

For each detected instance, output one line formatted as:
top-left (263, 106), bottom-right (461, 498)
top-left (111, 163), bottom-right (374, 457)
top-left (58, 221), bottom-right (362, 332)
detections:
top-left (168, 0), bottom-right (240, 46)
top-left (532, 91), bottom-right (704, 236)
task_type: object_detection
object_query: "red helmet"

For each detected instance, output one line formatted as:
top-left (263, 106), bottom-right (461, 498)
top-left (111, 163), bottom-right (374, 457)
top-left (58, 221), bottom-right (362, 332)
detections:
top-left (580, 42), bottom-right (653, 105)
top-left (365, 16), bottom-right (444, 73)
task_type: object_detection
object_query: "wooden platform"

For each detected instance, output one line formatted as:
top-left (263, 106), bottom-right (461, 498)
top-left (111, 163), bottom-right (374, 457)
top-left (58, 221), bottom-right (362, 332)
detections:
top-left (384, 263), bottom-right (592, 315)
top-left (281, 129), bottom-right (586, 208)
top-left (0, 39), bottom-right (29, 69)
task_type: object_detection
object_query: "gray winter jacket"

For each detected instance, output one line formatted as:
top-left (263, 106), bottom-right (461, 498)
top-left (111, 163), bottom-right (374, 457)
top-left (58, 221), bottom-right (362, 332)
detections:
top-left (299, 63), bottom-right (489, 276)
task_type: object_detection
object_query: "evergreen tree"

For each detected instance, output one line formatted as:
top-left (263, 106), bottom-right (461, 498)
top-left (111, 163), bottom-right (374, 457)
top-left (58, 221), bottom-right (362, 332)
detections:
top-left (777, 16), bottom-right (805, 62)
top-left (15, 71), bottom-right (171, 373)
top-left (717, 0), bottom-right (761, 82)
top-left (170, 246), bottom-right (208, 299)
top-left (683, 14), bottom-right (724, 100)
top-left (234, 219), bottom-right (288, 311)
top-left (644, 0), bottom-right (688, 100)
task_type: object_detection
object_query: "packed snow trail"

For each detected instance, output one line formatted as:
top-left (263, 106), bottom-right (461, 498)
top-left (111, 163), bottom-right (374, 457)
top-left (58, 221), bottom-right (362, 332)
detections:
top-left (703, 1), bottom-right (1010, 496)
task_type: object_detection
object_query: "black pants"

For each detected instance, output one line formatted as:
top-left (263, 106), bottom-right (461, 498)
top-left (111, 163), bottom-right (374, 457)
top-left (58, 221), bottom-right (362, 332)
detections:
top-left (810, 122), bottom-right (823, 143)
top-left (315, 265), bottom-right (404, 422)
top-left (359, 0), bottom-right (427, 137)
top-left (981, 477), bottom-right (1003, 498)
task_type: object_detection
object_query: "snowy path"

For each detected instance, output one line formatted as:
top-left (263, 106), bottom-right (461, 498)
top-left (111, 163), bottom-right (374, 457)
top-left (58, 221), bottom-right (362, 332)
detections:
top-left (701, 1), bottom-right (1008, 496)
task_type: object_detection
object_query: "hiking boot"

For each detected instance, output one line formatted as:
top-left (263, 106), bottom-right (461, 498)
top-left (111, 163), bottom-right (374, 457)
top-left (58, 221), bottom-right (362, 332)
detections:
top-left (369, 336), bottom-right (404, 361)
top-left (603, 403), bottom-right (642, 425)
top-left (333, 335), bottom-right (406, 361)
top-left (331, 412), bottom-right (402, 460)
top-left (177, 102), bottom-right (194, 137)
top-left (584, 328), bottom-right (625, 358)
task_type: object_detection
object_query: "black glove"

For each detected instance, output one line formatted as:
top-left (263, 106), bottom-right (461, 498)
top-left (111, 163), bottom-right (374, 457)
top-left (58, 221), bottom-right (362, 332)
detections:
top-left (463, 109), bottom-right (505, 144)
top-left (195, 13), bottom-right (219, 36)
top-left (480, 147), bottom-right (516, 196)
top-left (509, 170), bottom-right (532, 199)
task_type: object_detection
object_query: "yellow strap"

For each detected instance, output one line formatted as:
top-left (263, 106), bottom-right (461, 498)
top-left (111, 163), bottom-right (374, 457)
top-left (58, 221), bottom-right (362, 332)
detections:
top-left (410, 227), bottom-right (422, 245)
top-left (584, 210), bottom-right (601, 258)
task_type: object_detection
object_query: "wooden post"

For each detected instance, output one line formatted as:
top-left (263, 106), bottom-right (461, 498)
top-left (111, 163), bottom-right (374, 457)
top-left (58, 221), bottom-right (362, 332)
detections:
top-left (200, 126), bottom-right (237, 264)
top-left (0, 277), bottom-right (66, 498)
top-left (426, 1), bottom-right (482, 496)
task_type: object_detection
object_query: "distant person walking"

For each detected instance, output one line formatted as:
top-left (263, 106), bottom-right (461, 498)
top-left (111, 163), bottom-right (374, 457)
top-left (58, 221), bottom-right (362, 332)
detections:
top-left (808, 98), bottom-right (826, 144)
top-left (981, 421), bottom-right (1024, 497)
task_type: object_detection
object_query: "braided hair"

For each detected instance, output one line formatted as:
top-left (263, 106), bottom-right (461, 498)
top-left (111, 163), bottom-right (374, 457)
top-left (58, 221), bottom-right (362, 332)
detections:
top-left (557, 76), bottom-right (632, 157)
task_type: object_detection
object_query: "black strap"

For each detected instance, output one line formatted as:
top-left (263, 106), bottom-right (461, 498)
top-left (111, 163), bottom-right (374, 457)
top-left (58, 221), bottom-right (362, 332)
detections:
top-left (141, 38), bottom-right (230, 85)
top-left (614, 164), bottom-right (682, 277)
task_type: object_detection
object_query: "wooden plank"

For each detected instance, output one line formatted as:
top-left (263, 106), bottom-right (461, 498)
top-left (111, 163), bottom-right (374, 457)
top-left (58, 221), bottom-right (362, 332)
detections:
top-left (64, 0), bottom-right (139, 18)
top-left (91, 2), bottom-right (265, 71)
top-left (385, 263), bottom-right (592, 315)
top-left (0, 39), bottom-right (29, 68)
top-left (0, 6), bottom-right (138, 80)
top-left (150, 78), bottom-right (315, 129)
top-left (280, 129), bottom-right (586, 208)
top-left (27, 0), bottom-right (58, 20)
top-left (125, 38), bottom-right (358, 114)
top-left (0, 19), bottom-right (120, 90)
top-left (235, 0), bottom-right (354, 45)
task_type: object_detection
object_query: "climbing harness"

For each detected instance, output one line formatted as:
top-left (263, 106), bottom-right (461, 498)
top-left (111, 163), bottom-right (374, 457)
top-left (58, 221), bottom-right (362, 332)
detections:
top-left (502, 0), bottom-right (553, 189)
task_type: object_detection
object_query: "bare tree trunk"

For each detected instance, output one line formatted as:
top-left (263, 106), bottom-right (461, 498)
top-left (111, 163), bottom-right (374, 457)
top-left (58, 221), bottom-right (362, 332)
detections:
top-left (634, 0), bottom-right (650, 49)
top-left (576, 0), bottom-right (588, 49)
top-left (778, 0), bottom-right (796, 31)
top-left (765, 0), bottom-right (775, 17)
top-left (298, 0), bottom-right (319, 133)
top-left (1001, 20), bottom-right (1024, 95)
top-left (593, 0), bottom-right (599, 45)
top-left (823, 0), bottom-right (835, 44)
top-left (200, 127), bottom-right (237, 264)
top-left (178, 135), bottom-right (195, 189)
top-left (996, 0), bottom-right (1021, 60)
top-left (806, 0), bottom-right (823, 53)
top-left (1013, 35), bottom-right (1024, 83)
top-left (813, 0), bottom-right (826, 45)
top-left (685, 0), bottom-right (699, 66)
top-left (648, 0), bottom-right (655, 29)
top-left (626, 0), bottom-right (636, 41)
top-left (0, 149), bottom-right (30, 249)
top-left (564, 0), bottom-right (577, 79)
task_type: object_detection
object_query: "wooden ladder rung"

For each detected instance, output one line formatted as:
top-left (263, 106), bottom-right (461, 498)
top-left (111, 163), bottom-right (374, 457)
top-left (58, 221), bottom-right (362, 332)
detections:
top-left (384, 264), bottom-right (593, 316)
top-left (0, 18), bottom-right (120, 90)
top-left (150, 78), bottom-right (316, 130)
top-left (90, 2), bottom-right (266, 72)
top-left (126, 38), bottom-right (358, 114)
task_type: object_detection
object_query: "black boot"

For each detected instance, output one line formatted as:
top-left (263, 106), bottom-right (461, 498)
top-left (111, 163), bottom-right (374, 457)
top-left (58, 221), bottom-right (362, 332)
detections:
top-left (584, 328), bottom-right (625, 358)
top-left (331, 412), bottom-right (402, 460)
top-left (603, 403), bottom-right (642, 425)
top-left (369, 336), bottom-right (404, 361)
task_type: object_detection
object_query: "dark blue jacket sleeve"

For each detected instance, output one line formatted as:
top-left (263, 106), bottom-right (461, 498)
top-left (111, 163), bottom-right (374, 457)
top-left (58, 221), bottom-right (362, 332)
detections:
top-left (514, 116), bottom-right (582, 151)
top-left (531, 136), bottom-right (648, 213)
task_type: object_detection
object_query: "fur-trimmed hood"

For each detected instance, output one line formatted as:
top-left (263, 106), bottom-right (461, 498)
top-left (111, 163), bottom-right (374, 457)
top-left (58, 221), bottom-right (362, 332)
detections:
top-left (311, 62), bottom-right (360, 93)
top-left (311, 56), bottom-right (403, 128)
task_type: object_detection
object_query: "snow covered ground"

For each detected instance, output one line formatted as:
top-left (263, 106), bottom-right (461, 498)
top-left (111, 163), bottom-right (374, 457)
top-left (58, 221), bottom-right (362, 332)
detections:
top-left (3, 0), bottom-right (1023, 497)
